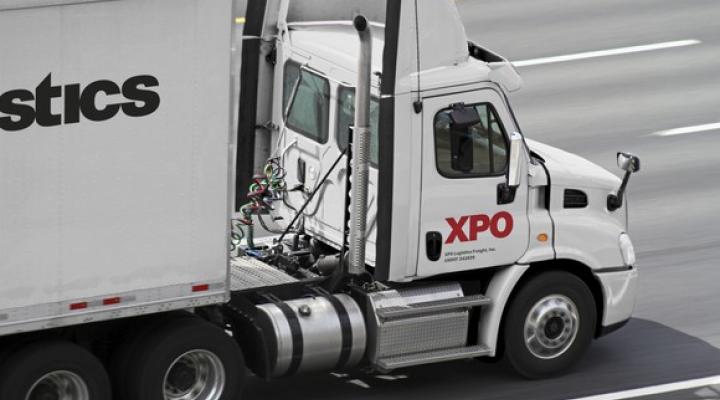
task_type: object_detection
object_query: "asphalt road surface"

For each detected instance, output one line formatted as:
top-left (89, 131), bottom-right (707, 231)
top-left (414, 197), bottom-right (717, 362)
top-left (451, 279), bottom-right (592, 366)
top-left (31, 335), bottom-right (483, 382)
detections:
top-left (246, 0), bottom-right (720, 398)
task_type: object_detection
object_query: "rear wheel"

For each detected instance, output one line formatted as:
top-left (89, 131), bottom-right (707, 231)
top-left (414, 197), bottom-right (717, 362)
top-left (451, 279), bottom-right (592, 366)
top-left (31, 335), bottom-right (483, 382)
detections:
top-left (115, 316), bottom-right (245, 400)
top-left (0, 340), bottom-right (111, 400)
top-left (503, 271), bottom-right (596, 379)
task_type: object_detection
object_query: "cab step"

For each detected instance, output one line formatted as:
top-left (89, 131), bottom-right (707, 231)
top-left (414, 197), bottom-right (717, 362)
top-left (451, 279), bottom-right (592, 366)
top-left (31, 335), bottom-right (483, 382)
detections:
top-left (376, 344), bottom-right (491, 371)
top-left (375, 294), bottom-right (491, 320)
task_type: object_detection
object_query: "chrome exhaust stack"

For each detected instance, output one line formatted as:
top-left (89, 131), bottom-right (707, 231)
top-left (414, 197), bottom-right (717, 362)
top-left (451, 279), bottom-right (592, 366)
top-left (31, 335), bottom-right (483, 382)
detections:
top-left (348, 15), bottom-right (373, 276)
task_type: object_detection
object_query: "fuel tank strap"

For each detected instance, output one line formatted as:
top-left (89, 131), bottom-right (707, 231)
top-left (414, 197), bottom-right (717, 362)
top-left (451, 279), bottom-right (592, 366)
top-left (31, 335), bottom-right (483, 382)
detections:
top-left (325, 294), bottom-right (353, 370)
top-left (275, 301), bottom-right (303, 376)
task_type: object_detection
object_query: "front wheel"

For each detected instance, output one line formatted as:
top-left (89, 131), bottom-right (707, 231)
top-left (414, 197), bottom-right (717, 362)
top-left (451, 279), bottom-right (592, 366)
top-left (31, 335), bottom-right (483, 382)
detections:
top-left (503, 271), bottom-right (596, 379)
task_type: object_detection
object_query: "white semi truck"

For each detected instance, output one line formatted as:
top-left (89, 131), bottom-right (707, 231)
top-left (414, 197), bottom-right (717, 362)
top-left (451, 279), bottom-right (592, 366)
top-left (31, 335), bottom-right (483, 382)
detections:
top-left (0, 0), bottom-right (639, 399)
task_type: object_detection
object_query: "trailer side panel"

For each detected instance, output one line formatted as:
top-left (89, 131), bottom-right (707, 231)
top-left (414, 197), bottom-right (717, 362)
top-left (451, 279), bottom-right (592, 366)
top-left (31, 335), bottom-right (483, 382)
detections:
top-left (0, 0), bottom-right (234, 334)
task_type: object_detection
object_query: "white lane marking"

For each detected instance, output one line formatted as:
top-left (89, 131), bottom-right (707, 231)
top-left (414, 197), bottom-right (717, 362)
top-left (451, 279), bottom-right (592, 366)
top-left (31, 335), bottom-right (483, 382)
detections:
top-left (347, 379), bottom-right (371, 389)
top-left (653, 122), bottom-right (720, 137)
top-left (375, 374), bottom-right (408, 381)
top-left (513, 39), bottom-right (701, 67)
top-left (568, 375), bottom-right (720, 400)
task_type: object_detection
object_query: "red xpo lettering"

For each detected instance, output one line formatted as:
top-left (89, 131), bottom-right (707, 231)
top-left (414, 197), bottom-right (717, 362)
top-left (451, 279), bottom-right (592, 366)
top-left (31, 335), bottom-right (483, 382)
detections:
top-left (490, 211), bottom-right (514, 239)
top-left (446, 216), bottom-right (470, 243)
top-left (469, 214), bottom-right (490, 240)
top-left (445, 211), bottom-right (514, 244)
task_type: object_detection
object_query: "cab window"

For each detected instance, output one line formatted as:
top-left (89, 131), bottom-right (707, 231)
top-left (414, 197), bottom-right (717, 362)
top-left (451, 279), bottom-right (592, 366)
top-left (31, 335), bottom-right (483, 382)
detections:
top-left (286, 69), bottom-right (330, 143)
top-left (434, 103), bottom-right (508, 178)
top-left (336, 86), bottom-right (380, 165)
top-left (282, 61), bottom-right (301, 114)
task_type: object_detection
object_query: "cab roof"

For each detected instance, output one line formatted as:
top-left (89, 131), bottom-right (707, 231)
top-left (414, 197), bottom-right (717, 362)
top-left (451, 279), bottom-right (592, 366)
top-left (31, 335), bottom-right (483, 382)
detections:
top-left (288, 22), bottom-right (386, 82)
top-left (287, 22), bottom-right (501, 92)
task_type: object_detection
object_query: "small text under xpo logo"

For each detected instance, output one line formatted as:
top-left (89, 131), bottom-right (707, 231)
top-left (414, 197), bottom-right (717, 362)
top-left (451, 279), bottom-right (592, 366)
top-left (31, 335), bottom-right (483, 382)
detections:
top-left (0, 74), bottom-right (160, 132)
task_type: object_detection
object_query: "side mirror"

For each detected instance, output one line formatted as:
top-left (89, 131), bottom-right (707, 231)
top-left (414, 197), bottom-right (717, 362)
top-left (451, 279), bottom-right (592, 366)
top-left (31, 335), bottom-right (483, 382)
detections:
top-left (450, 130), bottom-right (474, 173)
top-left (507, 132), bottom-right (523, 188)
top-left (497, 132), bottom-right (523, 205)
top-left (449, 103), bottom-right (481, 173)
top-left (617, 152), bottom-right (640, 173)
top-left (608, 152), bottom-right (641, 212)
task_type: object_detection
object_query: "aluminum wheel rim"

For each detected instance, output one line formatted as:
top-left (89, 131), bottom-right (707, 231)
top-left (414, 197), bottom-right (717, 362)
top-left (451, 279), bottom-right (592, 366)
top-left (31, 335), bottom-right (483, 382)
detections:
top-left (524, 294), bottom-right (579, 360)
top-left (26, 370), bottom-right (89, 400)
top-left (163, 350), bottom-right (225, 400)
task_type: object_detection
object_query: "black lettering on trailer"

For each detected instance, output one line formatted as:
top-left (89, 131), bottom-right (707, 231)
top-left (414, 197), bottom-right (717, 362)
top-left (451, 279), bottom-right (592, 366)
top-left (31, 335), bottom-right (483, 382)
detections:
top-left (0, 74), bottom-right (160, 132)
top-left (0, 89), bottom-right (35, 132)
top-left (80, 79), bottom-right (122, 122)
top-left (35, 74), bottom-right (63, 127)
top-left (64, 83), bottom-right (82, 125)
top-left (122, 75), bottom-right (161, 117)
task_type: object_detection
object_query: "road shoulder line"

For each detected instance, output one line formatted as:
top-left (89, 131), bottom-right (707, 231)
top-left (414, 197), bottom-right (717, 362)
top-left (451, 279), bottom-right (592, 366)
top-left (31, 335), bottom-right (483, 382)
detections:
top-left (568, 375), bottom-right (720, 400)
top-left (653, 122), bottom-right (720, 137)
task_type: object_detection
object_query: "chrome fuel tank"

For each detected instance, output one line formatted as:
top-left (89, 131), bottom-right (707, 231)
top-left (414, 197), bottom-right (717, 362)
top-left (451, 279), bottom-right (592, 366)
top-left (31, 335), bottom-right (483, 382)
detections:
top-left (257, 294), bottom-right (366, 377)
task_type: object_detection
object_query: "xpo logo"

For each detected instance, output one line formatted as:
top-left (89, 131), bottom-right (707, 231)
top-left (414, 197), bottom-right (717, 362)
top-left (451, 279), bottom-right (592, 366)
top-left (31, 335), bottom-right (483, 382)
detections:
top-left (0, 74), bottom-right (160, 132)
top-left (445, 211), bottom-right (514, 244)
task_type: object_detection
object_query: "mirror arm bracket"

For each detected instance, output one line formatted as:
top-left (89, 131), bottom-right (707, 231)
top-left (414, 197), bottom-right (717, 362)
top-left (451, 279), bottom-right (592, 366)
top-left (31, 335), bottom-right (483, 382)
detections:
top-left (608, 152), bottom-right (640, 212)
top-left (497, 182), bottom-right (517, 205)
top-left (607, 171), bottom-right (632, 211)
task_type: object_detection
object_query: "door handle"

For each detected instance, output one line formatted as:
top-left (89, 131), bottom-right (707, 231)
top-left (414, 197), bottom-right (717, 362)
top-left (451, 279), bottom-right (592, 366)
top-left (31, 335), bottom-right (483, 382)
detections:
top-left (297, 158), bottom-right (306, 185)
top-left (426, 231), bottom-right (442, 261)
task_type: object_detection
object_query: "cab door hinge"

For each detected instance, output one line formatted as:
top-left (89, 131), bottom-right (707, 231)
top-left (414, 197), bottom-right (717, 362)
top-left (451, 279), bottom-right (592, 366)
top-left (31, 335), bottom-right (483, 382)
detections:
top-left (265, 46), bottom-right (277, 65)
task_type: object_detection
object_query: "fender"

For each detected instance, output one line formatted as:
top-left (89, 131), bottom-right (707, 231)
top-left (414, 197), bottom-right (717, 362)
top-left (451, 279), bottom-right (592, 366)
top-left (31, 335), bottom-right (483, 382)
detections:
top-left (478, 263), bottom-right (529, 356)
top-left (480, 259), bottom-right (635, 352)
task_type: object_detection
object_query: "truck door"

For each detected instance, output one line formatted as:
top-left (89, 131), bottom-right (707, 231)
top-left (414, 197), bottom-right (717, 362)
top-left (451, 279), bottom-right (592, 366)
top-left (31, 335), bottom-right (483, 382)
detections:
top-left (281, 64), bottom-right (331, 208)
top-left (416, 88), bottom-right (530, 277)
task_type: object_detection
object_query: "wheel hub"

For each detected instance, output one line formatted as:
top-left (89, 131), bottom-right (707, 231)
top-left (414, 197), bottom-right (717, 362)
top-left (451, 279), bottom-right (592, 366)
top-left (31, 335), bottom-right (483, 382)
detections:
top-left (524, 295), bottom-right (579, 359)
top-left (544, 316), bottom-right (565, 339)
top-left (167, 361), bottom-right (198, 393)
top-left (29, 383), bottom-right (58, 400)
top-left (163, 350), bottom-right (225, 400)
top-left (26, 371), bottom-right (89, 400)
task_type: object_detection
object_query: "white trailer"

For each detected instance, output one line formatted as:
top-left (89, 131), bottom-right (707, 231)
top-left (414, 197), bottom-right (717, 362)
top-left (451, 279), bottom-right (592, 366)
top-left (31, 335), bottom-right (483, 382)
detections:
top-left (0, 0), bottom-right (232, 336)
top-left (0, 0), bottom-right (639, 399)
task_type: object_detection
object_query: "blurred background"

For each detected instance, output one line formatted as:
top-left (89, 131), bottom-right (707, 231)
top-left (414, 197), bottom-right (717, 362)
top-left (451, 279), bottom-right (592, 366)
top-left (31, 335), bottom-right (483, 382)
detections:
top-left (245, 1), bottom-right (720, 398)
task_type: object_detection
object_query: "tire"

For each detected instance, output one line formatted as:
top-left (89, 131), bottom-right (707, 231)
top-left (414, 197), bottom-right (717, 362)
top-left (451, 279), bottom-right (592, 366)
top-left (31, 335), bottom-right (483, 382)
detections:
top-left (0, 340), bottom-right (111, 400)
top-left (110, 311), bottom-right (199, 399)
top-left (503, 271), bottom-right (596, 379)
top-left (116, 316), bottom-right (246, 400)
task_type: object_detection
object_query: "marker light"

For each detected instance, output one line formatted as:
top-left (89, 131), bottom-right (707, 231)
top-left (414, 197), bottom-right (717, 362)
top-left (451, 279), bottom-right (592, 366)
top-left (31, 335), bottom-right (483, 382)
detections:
top-left (103, 297), bottom-right (121, 306)
top-left (192, 284), bottom-right (210, 293)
